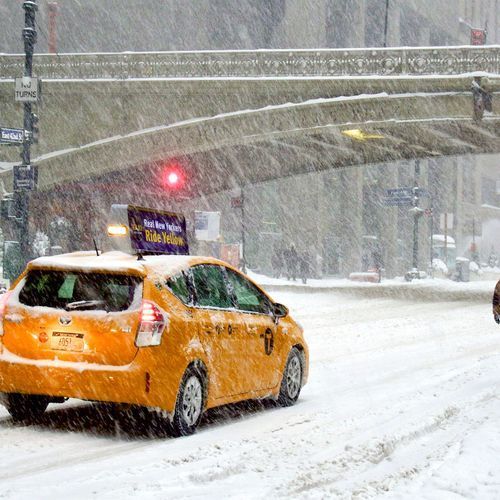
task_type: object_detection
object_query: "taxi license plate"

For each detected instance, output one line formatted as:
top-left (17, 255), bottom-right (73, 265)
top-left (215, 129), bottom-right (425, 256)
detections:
top-left (51, 332), bottom-right (84, 352)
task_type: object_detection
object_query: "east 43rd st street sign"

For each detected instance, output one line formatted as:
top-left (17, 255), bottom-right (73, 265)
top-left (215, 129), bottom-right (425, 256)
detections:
top-left (0, 127), bottom-right (26, 144)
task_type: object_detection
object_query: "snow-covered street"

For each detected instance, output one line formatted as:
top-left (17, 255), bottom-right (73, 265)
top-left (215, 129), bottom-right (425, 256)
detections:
top-left (1, 287), bottom-right (499, 499)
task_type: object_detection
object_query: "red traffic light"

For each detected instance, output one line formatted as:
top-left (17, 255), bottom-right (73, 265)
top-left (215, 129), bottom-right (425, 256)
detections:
top-left (162, 163), bottom-right (185, 190)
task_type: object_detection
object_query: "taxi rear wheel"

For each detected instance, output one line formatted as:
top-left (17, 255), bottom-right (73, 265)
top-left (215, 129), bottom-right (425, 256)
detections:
top-left (5, 393), bottom-right (50, 422)
top-left (277, 348), bottom-right (303, 407)
top-left (169, 367), bottom-right (206, 437)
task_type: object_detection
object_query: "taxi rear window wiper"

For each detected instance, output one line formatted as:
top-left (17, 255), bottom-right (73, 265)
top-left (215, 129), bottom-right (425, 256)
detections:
top-left (65, 300), bottom-right (106, 311)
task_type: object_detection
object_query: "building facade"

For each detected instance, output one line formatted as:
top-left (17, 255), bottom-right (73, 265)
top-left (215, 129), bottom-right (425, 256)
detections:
top-left (0, 0), bottom-right (498, 54)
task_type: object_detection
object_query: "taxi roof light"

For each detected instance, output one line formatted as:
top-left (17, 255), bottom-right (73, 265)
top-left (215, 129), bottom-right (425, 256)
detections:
top-left (107, 224), bottom-right (128, 237)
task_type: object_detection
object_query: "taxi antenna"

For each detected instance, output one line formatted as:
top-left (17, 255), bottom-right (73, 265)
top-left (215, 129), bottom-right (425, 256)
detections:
top-left (93, 238), bottom-right (100, 257)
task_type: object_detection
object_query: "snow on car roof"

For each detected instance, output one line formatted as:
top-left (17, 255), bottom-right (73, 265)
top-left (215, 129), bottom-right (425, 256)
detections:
top-left (28, 251), bottom-right (218, 278)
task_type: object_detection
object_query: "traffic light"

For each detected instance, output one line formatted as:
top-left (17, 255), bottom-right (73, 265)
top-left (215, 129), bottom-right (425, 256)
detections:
top-left (31, 112), bottom-right (39, 144)
top-left (162, 163), bottom-right (185, 190)
top-left (472, 77), bottom-right (493, 121)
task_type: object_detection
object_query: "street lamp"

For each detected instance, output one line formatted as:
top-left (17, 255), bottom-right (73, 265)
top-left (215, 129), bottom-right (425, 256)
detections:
top-left (17, 0), bottom-right (38, 264)
top-left (404, 159), bottom-right (426, 282)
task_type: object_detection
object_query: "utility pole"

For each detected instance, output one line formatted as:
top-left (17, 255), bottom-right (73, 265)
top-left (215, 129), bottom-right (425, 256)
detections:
top-left (412, 159), bottom-right (420, 270)
top-left (383, 0), bottom-right (390, 47)
top-left (17, 0), bottom-right (38, 263)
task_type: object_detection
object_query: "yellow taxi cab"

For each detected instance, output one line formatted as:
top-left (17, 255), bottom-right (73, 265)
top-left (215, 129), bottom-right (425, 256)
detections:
top-left (0, 249), bottom-right (308, 436)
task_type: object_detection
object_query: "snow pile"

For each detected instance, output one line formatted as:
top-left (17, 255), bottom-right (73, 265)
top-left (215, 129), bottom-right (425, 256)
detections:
top-left (432, 258), bottom-right (448, 274)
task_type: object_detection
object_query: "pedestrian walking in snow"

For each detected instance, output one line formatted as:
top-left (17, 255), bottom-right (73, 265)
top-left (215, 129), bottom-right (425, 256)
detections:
top-left (372, 247), bottom-right (383, 283)
top-left (287, 244), bottom-right (298, 281)
top-left (271, 246), bottom-right (283, 278)
top-left (300, 251), bottom-right (310, 284)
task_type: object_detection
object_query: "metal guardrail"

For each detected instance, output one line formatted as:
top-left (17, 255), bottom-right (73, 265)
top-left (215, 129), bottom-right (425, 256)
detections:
top-left (0, 47), bottom-right (499, 80)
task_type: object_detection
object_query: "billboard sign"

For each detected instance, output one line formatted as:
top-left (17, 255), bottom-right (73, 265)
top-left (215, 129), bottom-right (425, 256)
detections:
top-left (108, 204), bottom-right (189, 255)
top-left (128, 206), bottom-right (188, 255)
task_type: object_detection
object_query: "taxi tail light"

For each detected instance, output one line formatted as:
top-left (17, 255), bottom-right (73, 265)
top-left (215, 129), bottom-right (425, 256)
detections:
top-left (0, 291), bottom-right (12, 336)
top-left (135, 300), bottom-right (166, 347)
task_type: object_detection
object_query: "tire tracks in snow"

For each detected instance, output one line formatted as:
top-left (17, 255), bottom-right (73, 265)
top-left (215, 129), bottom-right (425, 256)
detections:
top-left (277, 369), bottom-right (500, 498)
top-left (0, 439), bottom-right (152, 482)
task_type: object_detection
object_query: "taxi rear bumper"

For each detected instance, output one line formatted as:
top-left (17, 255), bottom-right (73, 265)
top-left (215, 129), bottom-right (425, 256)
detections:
top-left (0, 353), bottom-right (160, 410)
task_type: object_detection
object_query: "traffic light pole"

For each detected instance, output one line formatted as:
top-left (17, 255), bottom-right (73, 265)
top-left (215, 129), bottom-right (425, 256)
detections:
top-left (412, 159), bottom-right (420, 270)
top-left (17, 1), bottom-right (38, 263)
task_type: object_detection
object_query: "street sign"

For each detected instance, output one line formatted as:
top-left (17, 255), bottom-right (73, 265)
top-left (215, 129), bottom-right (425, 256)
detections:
top-left (471, 29), bottom-right (486, 45)
top-left (384, 187), bottom-right (413, 206)
top-left (15, 76), bottom-right (39, 102)
top-left (0, 127), bottom-right (25, 145)
top-left (13, 165), bottom-right (38, 191)
top-left (416, 187), bottom-right (430, 198)
top-left (384, 197), bottom-right (413, 206)
top-left (440, 213), bottom-right (454, 230)
top-left (231, 196), bottom-right (243, 208)
top-left (195, 211), bottom-right (220, 241)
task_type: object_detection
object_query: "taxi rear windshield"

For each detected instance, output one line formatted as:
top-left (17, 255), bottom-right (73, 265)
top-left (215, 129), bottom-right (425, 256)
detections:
top-left (19, 270), bottom-right (142, 312)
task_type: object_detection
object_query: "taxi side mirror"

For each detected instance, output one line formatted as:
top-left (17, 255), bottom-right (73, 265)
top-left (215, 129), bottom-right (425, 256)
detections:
top-left (273, 303), bottom-right (288, 318)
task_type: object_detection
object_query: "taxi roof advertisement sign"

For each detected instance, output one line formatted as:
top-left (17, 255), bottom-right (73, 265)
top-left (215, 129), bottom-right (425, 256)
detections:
top-left (127, 206), bottom-right (189, 255)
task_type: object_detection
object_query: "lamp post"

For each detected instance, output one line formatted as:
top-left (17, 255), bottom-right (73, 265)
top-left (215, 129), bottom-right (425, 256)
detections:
top-left (16, 1), bottom-right (38, 263)
top-left (405, 159), bottom-right (424, 281)
top-left (411, 159), bottom-right (421, 270)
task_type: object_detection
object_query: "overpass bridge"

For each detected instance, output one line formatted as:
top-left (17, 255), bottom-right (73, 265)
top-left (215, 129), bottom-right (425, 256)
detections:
top-left (0, 45), bottom-right (499, 191)
top-left (0, 46), bottom-right (499, 274)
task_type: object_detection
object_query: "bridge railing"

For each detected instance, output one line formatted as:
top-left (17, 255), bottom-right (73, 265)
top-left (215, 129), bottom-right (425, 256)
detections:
top-left (0, 46), bottom-right (499, 80)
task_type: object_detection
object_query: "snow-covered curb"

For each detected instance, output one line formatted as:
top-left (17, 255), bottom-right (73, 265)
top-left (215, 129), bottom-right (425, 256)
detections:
top-left (248, 272), bottom-right (496, 303)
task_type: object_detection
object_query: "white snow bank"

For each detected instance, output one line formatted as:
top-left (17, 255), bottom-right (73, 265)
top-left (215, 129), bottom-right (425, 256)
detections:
top-left (247, 270), bottom-right (496, 302)
top-left (432, 258), bottom-right (448, 274)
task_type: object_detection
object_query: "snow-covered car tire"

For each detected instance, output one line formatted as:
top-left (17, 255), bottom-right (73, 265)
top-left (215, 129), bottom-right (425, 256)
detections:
top-left (5, 393), bottom-right (50, 422)
top-left (277, 348), bottom-right (303, 407)
top-left (169, 367), bottom-right (206, 437)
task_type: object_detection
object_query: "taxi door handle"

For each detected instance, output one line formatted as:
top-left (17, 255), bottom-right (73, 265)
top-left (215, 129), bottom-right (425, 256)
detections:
top-left (201, 322), bottom-right (216, 334)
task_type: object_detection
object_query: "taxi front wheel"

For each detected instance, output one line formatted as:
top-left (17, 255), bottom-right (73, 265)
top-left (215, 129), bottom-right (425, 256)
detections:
top-left (277, 348), bottom-right (303, 407)
top-left (4, 393), bottom-right (50, 422)
top-left (169, 367), bottom-right (206, 437)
